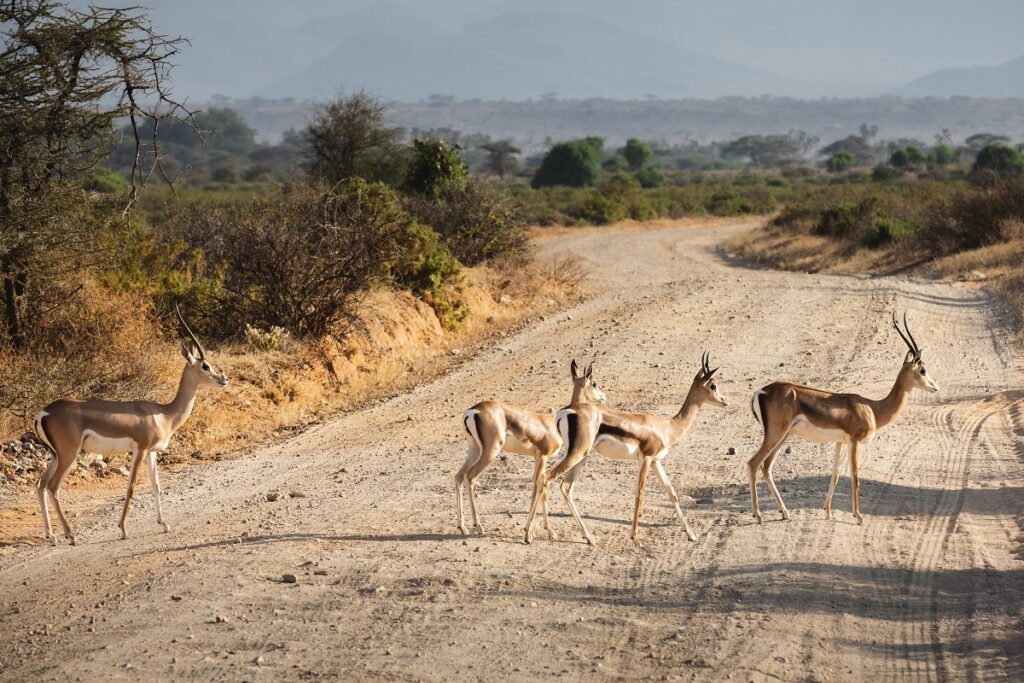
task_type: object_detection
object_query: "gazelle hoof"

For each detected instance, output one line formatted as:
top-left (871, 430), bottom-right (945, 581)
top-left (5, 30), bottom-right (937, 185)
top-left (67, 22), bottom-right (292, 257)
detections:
top-left (687, 532), bottom-right (698, 542)
top-left (781, 510), bottom-right (791, 521)
top-left (120, 530), bottom-right (128, 540)
top-left (855, 515), bottom-right (864, 525)
top-left (458, 525), bottom-right (469, 536)
top-left (161, 523), bottom-right (171, 533)
top-left (474, 526), bottom-right (485, 537)
top-left (524, 532), bottom-right (533, 545)
top-left (585, 535), bottom-right (596, 546)
top-left (46, 536), bottom-right (56, 546)
top-left (754, 514), bottom-right (764, 524)
top-left (67, 536), bottom-right (76, 546)
top-left (546, 529), bottom-right (559, 541)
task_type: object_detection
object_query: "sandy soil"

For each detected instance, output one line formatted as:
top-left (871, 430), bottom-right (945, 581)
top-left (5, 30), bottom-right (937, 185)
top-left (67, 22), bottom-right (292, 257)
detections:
top-left (1, 221), bottom-right (1021, 682)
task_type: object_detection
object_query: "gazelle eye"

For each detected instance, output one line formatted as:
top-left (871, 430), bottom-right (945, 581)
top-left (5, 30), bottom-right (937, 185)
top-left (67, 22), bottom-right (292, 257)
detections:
top-left (202, 362), bottom-right (210, 371)
top-left (710, 383), bottom-right (717, 390)
top-left (920, 367), bottom-right (926, 375)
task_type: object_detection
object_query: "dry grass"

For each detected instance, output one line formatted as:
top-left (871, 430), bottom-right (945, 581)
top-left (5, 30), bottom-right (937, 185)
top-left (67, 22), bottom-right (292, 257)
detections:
top-left (727, 221), bottom-right (1024, 345)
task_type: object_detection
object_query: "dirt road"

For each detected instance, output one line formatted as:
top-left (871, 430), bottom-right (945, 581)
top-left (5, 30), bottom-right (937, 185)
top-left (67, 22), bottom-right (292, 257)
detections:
top-left (1, 221), bottom-right (1021, 682)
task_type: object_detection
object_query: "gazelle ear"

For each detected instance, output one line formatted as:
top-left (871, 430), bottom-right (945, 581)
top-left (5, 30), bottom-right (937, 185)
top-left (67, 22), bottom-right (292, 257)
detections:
top-left (181, 341), bottom-right (197, 365)
top-left (904, 350), bottom-right (915, 364)
top-left (585, 363), bottom-right (593, 379)
top-left (570, 359), bottom-right (580, 379)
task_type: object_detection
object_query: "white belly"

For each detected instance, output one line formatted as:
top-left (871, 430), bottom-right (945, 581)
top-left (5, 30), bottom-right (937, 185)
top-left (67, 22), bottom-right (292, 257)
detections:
top-left (593, 435), bottom-right (641, 460)
top-left (81, 429), bottom-right (136, 455)
top-left (503, 432), bottom-right (541, 457)
top-left (789, 417), bottom-right (848, 445)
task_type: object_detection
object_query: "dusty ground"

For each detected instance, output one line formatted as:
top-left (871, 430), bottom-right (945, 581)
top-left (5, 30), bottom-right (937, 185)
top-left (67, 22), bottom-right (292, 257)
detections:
top-left (1, 220), bottom-right (1021, 682)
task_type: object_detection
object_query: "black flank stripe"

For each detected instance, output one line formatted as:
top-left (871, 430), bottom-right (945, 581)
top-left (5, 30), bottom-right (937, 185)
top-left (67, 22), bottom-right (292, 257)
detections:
top-left (598, 422), bottom-right (636, 441)
top-left (566, 412), bottom-right (578, 452)
top-left (463, 414), bottom-right (473, 436)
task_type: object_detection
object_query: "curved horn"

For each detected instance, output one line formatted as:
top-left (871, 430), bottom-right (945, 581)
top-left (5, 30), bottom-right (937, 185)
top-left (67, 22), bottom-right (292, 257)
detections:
top-left (892, 311), bottom-right (916, 356)
top-left (175, 302), bottom-right (206, 360)
top-left (903, 312), bottom-right (921, 357)
top-left (705, 351), bottom-right (719, 379)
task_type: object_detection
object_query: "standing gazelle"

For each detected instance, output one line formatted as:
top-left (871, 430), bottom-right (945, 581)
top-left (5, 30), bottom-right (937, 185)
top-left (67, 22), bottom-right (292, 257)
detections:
top-left (34, 305), bottom-right (228, 545)
top-left (747, 312), bottom-right (939, 525)
top-left (529, 352), bottom-right (728, 546)
top-left (456, 359), bottom-right (607, 539)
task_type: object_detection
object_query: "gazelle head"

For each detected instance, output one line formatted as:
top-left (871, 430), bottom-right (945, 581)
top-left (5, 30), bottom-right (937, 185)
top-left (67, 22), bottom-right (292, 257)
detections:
top-left (176, 304), bottom-right (229, 388)
top-left (570, 358), bottom-right (607, 403)
top-left (893, 311), bottom-right (938, 393)
top-left (691, 351), bottom-right (728, 407)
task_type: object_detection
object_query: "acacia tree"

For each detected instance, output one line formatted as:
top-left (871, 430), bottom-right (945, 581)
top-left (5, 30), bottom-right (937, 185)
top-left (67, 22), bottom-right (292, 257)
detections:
top-left (480, 139), bottom-right (521, 178)
top-left (0, 0), bottom-right (195, 348)
top-left (720, 131), bottom-right (817, 167)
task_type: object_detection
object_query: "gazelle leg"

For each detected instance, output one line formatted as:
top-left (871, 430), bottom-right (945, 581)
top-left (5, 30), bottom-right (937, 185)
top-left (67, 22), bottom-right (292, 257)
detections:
top-left (146, 451), bottom-right (170, 533)
top-left (824, 443), bottom-right (846, 520)
top-left (534, 457), bottom-right (557, 541)
top-left (47, 454), bottom-right (78, 545)
top-left (37, 456), bottom-right (58, 544)
top-left (761, 447), bottom-right (790, 520)
top-left (559, 461), bottom-right (595, 545)
top-left (747, 432), bottom-right (787, 524)
top-left (850, 440), bottom-right (864, 525)
top-left (455, 441), bottom-right (478, 536)
top-left (653, 459), bottom-right (697, 541)
top-left (631, 456), bottom-right (654, 546)
top-left (465, 441), bottom-right (500, 535)
top-left (119, 448), bottom-right (145, 540)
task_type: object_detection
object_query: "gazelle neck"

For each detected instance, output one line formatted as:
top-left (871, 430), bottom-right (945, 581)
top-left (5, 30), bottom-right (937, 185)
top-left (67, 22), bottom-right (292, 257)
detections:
top-left (668, 389), bottom-right (703, 445)
top-left (166, 365), bottom-right (201, 433)
top-left (869, 369), bottom-right (913, 430)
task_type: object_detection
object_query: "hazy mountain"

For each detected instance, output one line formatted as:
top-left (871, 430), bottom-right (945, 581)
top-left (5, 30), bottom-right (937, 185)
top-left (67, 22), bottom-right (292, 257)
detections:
top-left (901, 55), bottom-right (1024, 98)
top-left (64, 0), bottom-right (1024, 101)
top-left (262, 11), bottom-right (792, 100)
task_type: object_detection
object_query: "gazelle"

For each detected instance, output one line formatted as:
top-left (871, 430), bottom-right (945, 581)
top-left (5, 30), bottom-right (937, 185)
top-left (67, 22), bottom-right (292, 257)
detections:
top-left (528, 352), bottom-right (728, 546)
top-left (33, 305), bottom-right (228, 545)
top-left (457, 359), bottom-right (607, 539)
top-left (747, 312), bottom-right (938, 525)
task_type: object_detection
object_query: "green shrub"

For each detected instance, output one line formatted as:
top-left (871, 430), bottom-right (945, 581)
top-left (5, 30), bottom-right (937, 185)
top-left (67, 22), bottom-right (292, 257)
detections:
top-left (827, 152), bottom-right (855, 173)
top-left (621, 138), bottom-right (653, 170)
top-left (973, 143), bottom-right (1024, 177)
top-left (531, 137), bottom-right (604, 188)
top-left (393, 222), bottom-right (465, 328)
top-left (872, 165), bottom-right (905, 182)
top-left (602, 155), bottom-right (628, 172)
top-left (406, 181), bottom-right (528, 265)
top-left (405, 138), bottom-right (468, 198)
top-left (861, 217), bottom-right (915, 248)
top-left (635, 166), bottom-right (666, 189)
top-left (83, 167), bottom-right (129, 194)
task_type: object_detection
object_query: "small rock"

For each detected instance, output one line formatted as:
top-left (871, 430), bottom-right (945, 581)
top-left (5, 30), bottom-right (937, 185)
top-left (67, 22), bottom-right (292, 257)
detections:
top-left (288, 491), bottom-right (306, 499)
top-left (170, 595), bottom-right (183, 602)
top-left (314, 569), bottom-right (328, 576)
top-left (785, 446), bottom-right (792, 454)
top-left (726, 447), bottom-right (736, 455)
top-left (214, 614), bottom-right (229, 623)
top-left (281, 574), bottom-right (297, 584)
top-left (266, 492), bottom-right (281, 502)
top-left (499, 294), bottom-right (513, 304)
top-left (778, 362), bottom-right (785, 367)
